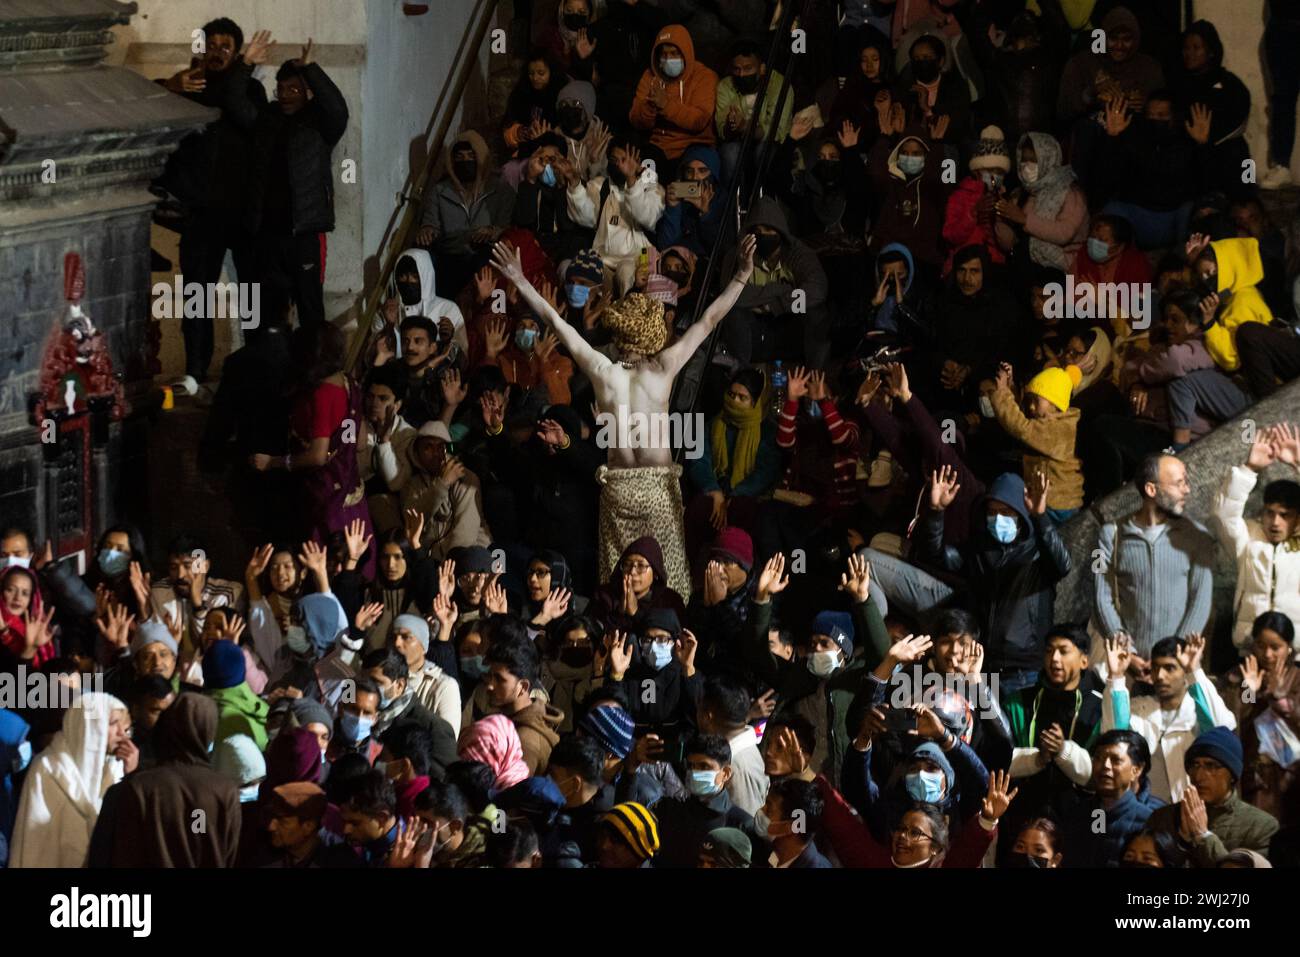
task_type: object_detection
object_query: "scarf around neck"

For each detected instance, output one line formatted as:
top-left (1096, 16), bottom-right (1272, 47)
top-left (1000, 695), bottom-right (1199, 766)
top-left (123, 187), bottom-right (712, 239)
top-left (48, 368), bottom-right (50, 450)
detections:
top-left (712, 396), bottom-right (766, 490)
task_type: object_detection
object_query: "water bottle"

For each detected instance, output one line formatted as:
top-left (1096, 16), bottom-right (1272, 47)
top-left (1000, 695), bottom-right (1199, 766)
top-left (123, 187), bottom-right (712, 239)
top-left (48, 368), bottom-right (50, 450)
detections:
top-left (769, 361), bottom-right (787, 419)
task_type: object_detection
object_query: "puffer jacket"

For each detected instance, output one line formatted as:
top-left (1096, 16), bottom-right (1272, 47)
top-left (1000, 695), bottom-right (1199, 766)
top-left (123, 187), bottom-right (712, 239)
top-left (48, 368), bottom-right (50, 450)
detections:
top-left (419, 130), bottom-right (516, 256)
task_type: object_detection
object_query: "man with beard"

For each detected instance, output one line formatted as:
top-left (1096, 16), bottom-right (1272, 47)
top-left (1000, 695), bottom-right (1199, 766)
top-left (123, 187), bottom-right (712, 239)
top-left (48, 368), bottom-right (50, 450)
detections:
top-left (1091, 453), bottom-right (1215, 680)
top-left (157, 18), bottom-right (267, 384)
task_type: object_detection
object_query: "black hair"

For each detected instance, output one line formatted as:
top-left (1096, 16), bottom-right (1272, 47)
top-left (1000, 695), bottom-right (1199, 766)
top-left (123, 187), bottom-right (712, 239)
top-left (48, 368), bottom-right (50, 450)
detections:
top-left (1043, 623), bottom-right (1089, 654)
top-left (1134, 453), bottom-right (1169, 497)
top-left (729, 37), bottom-right (764, 61)
top-left (549, 735), bottom-right (606, 785)
top-left (380, 723), bottom-right (435, 777)
top-left (1146, 88), bottom-right (1176, 109)
top-left (364, 362), bottom-right (409, 405)
top-left (201, 17), bottom-right (244, 52)
top-left (1161, 287), bottom-right (1204, 323)
top-left (486, 819), bottom-right (540, 867)
top-left (1092, 214), bottom-right (1134, 246)
top-left (413, 779), bottom-right (470, 821)
top-left (909, 35), bottom-right (945, 61)
top-left (486, 635), bottom-right (541, 686)
top-left (362, 647), bottom-right (409, 683)
top-left (901, 802), bottom-right (949, 851)
top-left (768, 777), bottom-right (824, 833)
top-left (1094, 729), bottom-right (1151, 775)
top-left (701, 673), bottom-right (752, 728)
top-left (291, 323), bottom-right (346, 387)
top-left (1016, 816), bottom-right (1062, 853)
top-left (349, 675), bottom-right (383, 704)
top-left (1252, 611), bottom-right (1296, 646)
top-left (399, 314), bottom-right (439, 341)
top-left (683, 733), bottom-right (732, 768)
top-left (342, 769), bottom-right (398, 819)
top-left (770, 626), bottom-right (795, 651)
top-left (98, 523), bottom-right (147, 562)
top-left (932, 608), bottom-right (980, 643)
top-left (1149, 636), bottom-right (1187, 664)
top-left (444, 760), bottom-right (495, 813)
top-left (545, 613), bottom-right (602, 659)
top-left (877, 249), bottom-right (909, 270)
top-left (275, 59), bottom-right (305, 84)
top-left (467, 363), bottom-right (509, 403)
top-left (131, 674), bottom-right (176, 705)
top-left (166, 533), bottom-right (206, 559)
top-left (766, 714), bottom-right (816, 758)
top-left (1123, 828), bottom-right (1189, 867)
top-left (1263, 479), bottom-right (1300, 513)
top-left (325, 752), bottom-right (375, 805)
top-left (729, 367), bottom-right (766, 403)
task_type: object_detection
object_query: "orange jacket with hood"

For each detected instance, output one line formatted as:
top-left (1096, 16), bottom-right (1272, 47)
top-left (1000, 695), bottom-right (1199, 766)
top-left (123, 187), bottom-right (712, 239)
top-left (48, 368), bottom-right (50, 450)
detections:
top-left (630, 25), bottom-right (718, 160)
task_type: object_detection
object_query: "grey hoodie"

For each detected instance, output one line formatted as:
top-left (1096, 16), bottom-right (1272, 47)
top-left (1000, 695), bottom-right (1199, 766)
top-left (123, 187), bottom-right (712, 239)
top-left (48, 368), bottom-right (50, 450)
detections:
top-left (727, 197), bottom-right (828, 315)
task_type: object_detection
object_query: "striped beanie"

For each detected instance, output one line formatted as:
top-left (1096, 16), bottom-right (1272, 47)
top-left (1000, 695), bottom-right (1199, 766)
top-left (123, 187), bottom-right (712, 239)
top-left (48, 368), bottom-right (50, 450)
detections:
top-left (602, 802), bottom-right (660, 861)
top-left (579, 703), bottom-right (636, 759)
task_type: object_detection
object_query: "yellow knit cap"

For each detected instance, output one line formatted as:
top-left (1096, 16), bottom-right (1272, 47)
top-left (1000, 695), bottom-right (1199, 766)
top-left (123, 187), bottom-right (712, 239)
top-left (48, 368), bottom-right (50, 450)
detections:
top-left (1025, 364), bottom-right (1082, 412)
top-left (602, 802), bottom-right (660, 860)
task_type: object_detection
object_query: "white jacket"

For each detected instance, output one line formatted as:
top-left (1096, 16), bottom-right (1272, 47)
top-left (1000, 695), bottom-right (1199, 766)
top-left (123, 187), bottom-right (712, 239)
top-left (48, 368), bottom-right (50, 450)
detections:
top-left (359, 412), bottom-right (418, 491)
top-left (409, 660), bottom-right (463, 736)
top-left (10, 692), bottom-right (125, 868)
top-left (1101, 670), bottom-right (1236, 803)
top-left (566, 168), bottom-right (665, 261)
top-left (1212, 464), bottom-right (1300, 653)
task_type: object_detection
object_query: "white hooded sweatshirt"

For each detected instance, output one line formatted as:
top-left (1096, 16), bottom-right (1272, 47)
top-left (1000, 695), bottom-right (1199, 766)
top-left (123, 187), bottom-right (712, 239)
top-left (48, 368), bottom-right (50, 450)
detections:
top-left (373, 248), bottom-right (469, 353)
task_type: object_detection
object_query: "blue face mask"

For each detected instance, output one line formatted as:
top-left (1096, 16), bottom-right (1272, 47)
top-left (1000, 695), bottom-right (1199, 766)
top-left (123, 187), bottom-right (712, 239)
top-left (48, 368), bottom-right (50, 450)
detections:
top-left (1086, 237), bottom-right (1110, 263)
top-left (566, 283), bottom-right (592, 308)
top-left (459, 655), bottom-right (487, 679)
top-left (239, 784), bottom-right (261, 804)
top-left (988, 514), bottom-right (1019, 544)
top-left (660, 57), bottom-right (685, 78)
top-left (807, 399), bottom-right (822, 419)
top-left (898, 154), bottom-right (925, 176)
top-left (97, 547), bottom-right (129, 577)
top-left (13, 739), bottom-right (32, 773)
top-left (339, 711), bottom-right (374, 743)
top-left (905, 769), bottom-right (946, 803)
top-left (541, 163), bottom-right (558, 188)
top-left (687, 769), bottom-right (721, 797)
top-left (515, 328), bottom-right (538, 350)
top-left (644, 640), bottom-right (674, 671)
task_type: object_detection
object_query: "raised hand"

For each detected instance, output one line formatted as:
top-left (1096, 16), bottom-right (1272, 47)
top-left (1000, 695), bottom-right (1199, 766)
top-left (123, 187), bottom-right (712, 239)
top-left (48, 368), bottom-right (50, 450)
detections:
top-left (403, 508), bottom-right (426, 550)
top-left (786, 365), bottom-right (810, 401)
top-left (1268, 422), bottom-right (1300, 468)
top-left (1179, 784), bottom-right (1209, 841)
top-left (887, 633), bottom-right (933, 667)
top-left (484, 317), bottom-right (509, 359)
top-left (440, 367), bottom-right (467, 409)
top-left (885, 362), bottom-right (911, 402)
top-left (1105, 634), bottom-right (1132, 678)
top-left (1179, 632), bottom-right (1206, 674)
top-left (839, 553), bottom-right (872, 604)
top-left (535, 587), bottom-right (571, 626)
top-left (1242, 655), bottom-right (1264, 698)
top-left (241, 29), bottom-right (276, 66)
top-left (702, 560), bottom-right (729, 607)
top-left (928, 464), bottom-right (961, 511)
top-left (167, 66), bottom-right (207, 94)
top-left (911, 704), bottom-right (947, 741)
top-left (608, 630), bottom-right (633, 678)
top-left (299, 38), bottom-right (314, 67)
top-left (490, 241), bottom-right (526, 287)
top-left (749, 687), bottom-right (777, 721)
top-left (1024, 469), bottom-right (1050, 517)
top-left (388, 817), bottom-right (432, 869)
top-left (483, 577), bottom-right (508, 615)
top-left (246, 543), bottom-right (274, 582)
top-left (675, 628), bottom-right (699, 675)
top-left (769, 724), bottom-right (810, 773)
top-left (473, 266), bottom-right (496, 303)
top-left (344, 518), bottom-right (372, 565)
top-left (994, 361), bottom-right (1014, 393)
top-left (479, 390), bottom-right (505, 431)
top-left (734, 233), bottom-right (757, 282)
top-left (756, 553), bottom-right (790, 603)
top-left (1185, 232), bottom-right (1211, 263)
top-left (837, 119), bottom-right (861, 149)
top-left (807, 370), bottom-right (829, 401)
top-left (981, 769), bottom-right (1020, 822)
top-left (1247, 431), bottom-right (1275, 472)
top-left (855, 371), bottom-right (883, 408)
top-left (96, 602), bottom-right (134, 653)
top-left (438, 559), bottom-right (456, 599)
top-left (790, 111), bottom-right (815, 142)
top-left (928, 113), bottom-right (949, 141)
top-left (1103, 98), bottom-right (1132, 137)
top-left (1185, 103), bottom-right (1212, 145)
top-left (439, 455), bottom-right (467, 486)
top-left (535, 329), bottom-right (559, 363)
top-left (298, 540), bottom-right (329, 588)
top-left (431, 591), bottom-right (458, 639)
top-left (355, 601), bottom-right (385, 632)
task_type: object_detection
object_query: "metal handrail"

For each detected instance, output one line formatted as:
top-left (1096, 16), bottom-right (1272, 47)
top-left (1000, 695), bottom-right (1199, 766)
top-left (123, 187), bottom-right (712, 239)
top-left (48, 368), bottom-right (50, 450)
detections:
top-left (345, 0), bottom-right (503, 371)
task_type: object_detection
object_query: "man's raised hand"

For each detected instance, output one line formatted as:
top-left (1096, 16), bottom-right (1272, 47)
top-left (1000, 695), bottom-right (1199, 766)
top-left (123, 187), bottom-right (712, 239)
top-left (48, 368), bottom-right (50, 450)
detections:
top-left (734, 234), bottom-right (757, 283)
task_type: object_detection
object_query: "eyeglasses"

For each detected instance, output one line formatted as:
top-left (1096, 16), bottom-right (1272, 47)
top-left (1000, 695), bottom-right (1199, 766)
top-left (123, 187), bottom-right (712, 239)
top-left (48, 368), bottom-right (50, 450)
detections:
top-left (525, 568), bottom-right (550, 579)
top-left (621, 561), bottom-right (652, 574)
top-left (895, 828), bottom-right (934, 845)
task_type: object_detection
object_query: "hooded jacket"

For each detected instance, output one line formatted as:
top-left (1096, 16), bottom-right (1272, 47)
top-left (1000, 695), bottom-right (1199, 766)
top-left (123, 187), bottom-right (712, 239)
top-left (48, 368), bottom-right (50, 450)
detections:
top-left (630, 25), bottom-right (719, 159)
top-left (592, 536), bottom-right (688, 635)
top-left (512, 698), bottom-right (565, 775)
top-left (867, 131), bottom-right (951, 266)
top-left (988, 383), bottom-right (1084, 510)
top-left (916, 474), bottom-right (1073, 673)
top-left (419, 131), bottom-right (516, 257)
top-left (1204, 237), bottom-right (1273, 373)
top-left (380, 248), bottom-right (469, 350)
top-left (0, 708), bottom-right (29, 866)
top-left (1056, 7), bottom-right (1165, 125)
top-left (727, 197), bottom-right (828, 316)
top-left (88, 694), bottom-right (242, 868)
top-left (655, 144), bottom-right (724, 255)
top-left (1172, 21), bottom-right (1251, 149)
top-left (566, 159), bottom-right (665, 264)
top-left (208, 681), bottom-right (270, 751)
top-left (10, 693), bottom-right (125, 868)
top-left (942, 175), bottom-right (1007, 274)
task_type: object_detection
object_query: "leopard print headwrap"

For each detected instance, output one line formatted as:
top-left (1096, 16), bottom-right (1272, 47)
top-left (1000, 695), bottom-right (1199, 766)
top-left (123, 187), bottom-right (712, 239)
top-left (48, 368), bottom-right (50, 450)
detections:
top-left (602, 293), bottom-right (668, 356)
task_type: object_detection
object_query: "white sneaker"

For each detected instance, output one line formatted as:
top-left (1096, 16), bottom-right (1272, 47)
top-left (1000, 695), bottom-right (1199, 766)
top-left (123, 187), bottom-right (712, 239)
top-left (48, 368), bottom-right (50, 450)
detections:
top-left (1260, 164), bottom-right (1293, 189)
top-left (867, 450), bottom-right (895, 488)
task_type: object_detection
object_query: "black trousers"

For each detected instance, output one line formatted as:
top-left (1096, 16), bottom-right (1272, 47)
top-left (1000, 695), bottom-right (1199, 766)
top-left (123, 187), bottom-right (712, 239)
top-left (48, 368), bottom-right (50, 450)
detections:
top-left (178, 214), bottom-right (257, 380)
top-left (256, 231), bottom-right (326, 330)
top-left (1238, 322), bottom-right (1300, 399)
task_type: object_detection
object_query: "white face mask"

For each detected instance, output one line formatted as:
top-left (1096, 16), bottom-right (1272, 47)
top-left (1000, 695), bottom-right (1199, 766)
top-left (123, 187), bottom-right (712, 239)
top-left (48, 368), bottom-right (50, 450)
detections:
top-left (1019, 161), bottom-right (1039, 185)
top-left (239, 784), bottom-right (261, 803)
top-left (0, 554), bottom-right (31, 570)
top-left (892, 854), bottom-right (934, 868)
top-left (807, 649), bottom-right (841, 678)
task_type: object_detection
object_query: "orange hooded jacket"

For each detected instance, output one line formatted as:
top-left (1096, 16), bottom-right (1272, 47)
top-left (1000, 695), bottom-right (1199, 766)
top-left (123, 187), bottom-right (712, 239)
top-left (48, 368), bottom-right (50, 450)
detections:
top-left (629, 24), bottom-right (718, 160)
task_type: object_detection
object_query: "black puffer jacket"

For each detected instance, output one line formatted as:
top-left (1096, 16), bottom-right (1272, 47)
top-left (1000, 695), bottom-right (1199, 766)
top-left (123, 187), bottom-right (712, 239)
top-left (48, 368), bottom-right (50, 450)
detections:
top-left (239, 62), bottom-right (349, 236)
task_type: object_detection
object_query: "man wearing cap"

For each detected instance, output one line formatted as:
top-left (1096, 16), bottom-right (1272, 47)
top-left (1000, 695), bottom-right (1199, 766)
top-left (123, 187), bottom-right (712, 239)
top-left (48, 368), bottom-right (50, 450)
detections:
top-left (989, 363), bottom-right (1083, 522)
top-left (204, 639), bottom-right (270, 751)
top-left (400, 420), bottom-right (489, 562)
top-left (492, 234), bottom-right (759, 604)
top-left (105, 618), bottom-right (181, 700)
top-left (391, 613), bottom-right (462, 735)
top-left (579, 700), bottom-right (672, 807)
top-left (290, 697), bottom-right (334, 756)
top-left (596, 800), bottom-right (660, 868)
top-left (1148, 727), bottom-right (1279, 866)
top-left (699, 826), bottom-right (752, 867)
top-left (265, 781), bottom-right (361, 868)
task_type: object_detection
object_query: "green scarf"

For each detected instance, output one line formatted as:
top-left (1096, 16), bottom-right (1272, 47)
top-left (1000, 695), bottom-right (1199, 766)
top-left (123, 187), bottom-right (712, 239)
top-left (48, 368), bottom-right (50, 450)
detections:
top-left (711, 397), bottom-right (765, 490)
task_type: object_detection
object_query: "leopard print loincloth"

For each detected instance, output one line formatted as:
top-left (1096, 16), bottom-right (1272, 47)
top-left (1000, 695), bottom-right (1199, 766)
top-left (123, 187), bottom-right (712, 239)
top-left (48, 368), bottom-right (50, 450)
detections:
top-left (596, 464), bottom-right (692, 601)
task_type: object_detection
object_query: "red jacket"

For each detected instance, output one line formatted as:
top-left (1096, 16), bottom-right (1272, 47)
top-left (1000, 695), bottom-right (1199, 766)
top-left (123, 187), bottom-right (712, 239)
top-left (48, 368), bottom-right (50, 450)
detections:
top-left (942, 176), bottom-right (1006, 275)
top-left (629, 25), bottom-right (718, 160)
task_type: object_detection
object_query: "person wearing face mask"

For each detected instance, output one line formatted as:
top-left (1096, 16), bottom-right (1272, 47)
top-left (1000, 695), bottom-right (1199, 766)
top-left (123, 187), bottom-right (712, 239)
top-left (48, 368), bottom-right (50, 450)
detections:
top-left (867, 128), bottom-right (951, 270)
top-left (0, 707), bottom-right (32, 867)
top-left (916, 469), bottom-right (1072, 692)
top-left (1073, 214), bottom-right (1152, 299)
top-left (993, 132), bottom-right (1088, 273)
top-left (714, 39), bottom-right (793, 189)
top-left (374, 250), bottom-right (469, 376)
top-left (1188, 235), bottom-right (1282, 389)
top-left (214, 733), bottom-right (268, 836)
top-left (630, 25), bottom-right (718, 162)
top-left (415, 131), bottom-right (516, 299)
top-left (513, 133), bottom-right (592, 263)
top-left (647, 733), bottom-right (762, 867)
top-left (606, 607), bottom-right (699, 748)
top-left (337, 769), bottom-right (403, 866)
top-left (893, 34), bottom-right (971, 141)
top-left (361, 648), bottom-right (458, 772)
top-left (757, 777), bottom-right (832, 867)
top-left (942, 126), bottom-right (1011, 275)
top-left (1003, 816), bottom-right (1063, 868)
top-left (541, 616), bottom-right (600, 734)
top-left (485, 310), bottom-right (576, 406)
top-left (329, 677), bottom-right (384, 766)
top-left (412, 778), bottom-right (488, 867)
top-left (0, 527), bottom-right (96, 664)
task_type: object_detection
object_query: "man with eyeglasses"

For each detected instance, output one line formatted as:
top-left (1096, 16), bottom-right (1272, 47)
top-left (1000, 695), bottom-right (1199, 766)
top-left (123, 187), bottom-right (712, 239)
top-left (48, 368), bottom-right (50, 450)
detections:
top-left (446, 546), bottom-right (502, 623)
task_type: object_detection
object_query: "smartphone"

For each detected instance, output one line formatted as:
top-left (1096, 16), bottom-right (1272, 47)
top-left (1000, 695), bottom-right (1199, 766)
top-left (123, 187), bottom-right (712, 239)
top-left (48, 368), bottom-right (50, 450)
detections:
top-left (670, 180), bottom-right (702, 200)
top-left (885, 707), bottom-right (917, 733)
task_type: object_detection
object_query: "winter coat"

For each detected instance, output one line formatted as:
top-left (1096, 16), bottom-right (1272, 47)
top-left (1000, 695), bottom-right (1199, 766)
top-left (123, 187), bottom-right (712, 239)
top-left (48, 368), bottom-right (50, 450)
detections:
top-left (419, 131), bottom-right (516, 257)
top-left (1204, 238), bottom-right (1274, 373)
top-left (724, 197), bottom-right (828, 317)
top-left (1062, 789), bottom-right (1156, 867)
top-left (988, 388), bottom-right (1084, 510)
top-left (629, 25), bottom-right (719, 159)
top-left (1149, 792), bottom-right (1278, 866)
top-left (512, 698), bottom-right (564, 775)
top-left (867, 132), bottom-right (951, 267)
top-left (942, 176), bottom-right (1006, 274)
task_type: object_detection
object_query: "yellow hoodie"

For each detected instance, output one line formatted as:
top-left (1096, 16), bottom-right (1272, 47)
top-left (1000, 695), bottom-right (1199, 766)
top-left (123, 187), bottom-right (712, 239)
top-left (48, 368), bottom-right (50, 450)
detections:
top-left (1204, 237), bottom-right (1273, 373)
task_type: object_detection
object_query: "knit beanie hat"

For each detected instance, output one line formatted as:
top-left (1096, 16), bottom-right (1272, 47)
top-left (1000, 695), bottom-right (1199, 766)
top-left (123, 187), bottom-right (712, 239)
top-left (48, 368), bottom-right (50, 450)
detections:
top-left (602, 802), bottom-right (660, 861)
top-left (1025, 364), bottom-right (1082, 412)
top-left (290, 698), bottom-right (334, 737)
top-left (710, 526), bottom-right (755, 571)
top-left (393, 613), bottom-right (431, 651)
top-left (566, 248), bottom-right (605, 285)
top-left (202, 638), bottom-right (246, 690)
top-left (131, 619), bottom-right (178, 658)
top-left (579, 703), bottom-right (636, 758)
top-left (641, 607), bottom-right (682, 639)
top-left (811, 610), bottom-right (855, 658)
top-left (1185, 726), bottom-right (1244, 781)
top-left (454, 545), bottom-right (495, 575)
top-left (969, 125), bottom-right (1011, 173)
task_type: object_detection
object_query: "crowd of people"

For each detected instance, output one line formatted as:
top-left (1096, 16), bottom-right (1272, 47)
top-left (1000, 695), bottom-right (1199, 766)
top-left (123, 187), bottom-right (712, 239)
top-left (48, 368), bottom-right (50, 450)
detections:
top-left (3, 0), bottom-right (1300, 871)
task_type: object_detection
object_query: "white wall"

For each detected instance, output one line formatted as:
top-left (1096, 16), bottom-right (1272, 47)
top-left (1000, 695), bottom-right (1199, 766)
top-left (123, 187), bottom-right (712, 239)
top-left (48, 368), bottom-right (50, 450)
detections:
top-left (1195, 0), bottom-right (1282, 179)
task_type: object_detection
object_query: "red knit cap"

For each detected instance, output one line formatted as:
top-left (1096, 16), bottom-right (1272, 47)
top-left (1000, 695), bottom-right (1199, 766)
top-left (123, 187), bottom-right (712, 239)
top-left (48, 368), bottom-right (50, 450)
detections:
top-left (710, 526), bottom-right (754, 571)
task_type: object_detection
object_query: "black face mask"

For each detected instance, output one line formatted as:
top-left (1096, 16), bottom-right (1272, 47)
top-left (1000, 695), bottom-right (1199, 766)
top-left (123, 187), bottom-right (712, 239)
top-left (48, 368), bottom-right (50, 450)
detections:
top-left (1003, 852), bottom-right (1047, 869)
top-left (754, 232), bottom-right (781, 259)
top-left (558, 105), bottom-right (587, 131)
top-left (732, 73), bottom-right (760, 95)
top-left (912, 59), bottom-right (941, 83)
top-left (452, 159), bottom-right (478, 183)
top-left (606, 164), bottom-right (628, 188)
top-left (559, 645), bottom-right (594, 668)
top-left (663, 269), bottom-right (690, 288)
top-left (397, 280), bottom-right (422, 306)
top-left (562, 13), bottom-right (589, 30)
top-left (812, 159), bottom-right (842, 187)
top-left (1197, 274), bottom-right (1218, 297)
